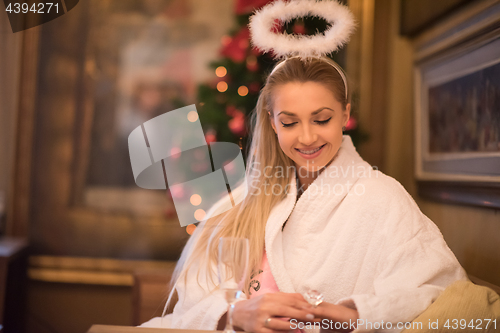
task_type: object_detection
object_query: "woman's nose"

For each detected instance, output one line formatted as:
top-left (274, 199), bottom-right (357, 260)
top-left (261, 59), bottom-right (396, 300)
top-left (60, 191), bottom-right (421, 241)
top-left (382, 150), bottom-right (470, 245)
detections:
top-left (298, 125), bottom-right (318, 145)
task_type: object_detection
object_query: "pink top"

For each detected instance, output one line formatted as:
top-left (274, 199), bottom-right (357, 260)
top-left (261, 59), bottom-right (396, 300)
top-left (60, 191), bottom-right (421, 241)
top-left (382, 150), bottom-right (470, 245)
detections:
top-left (249, 252), bottom-right (304, 333)
top-left (249, 251), bottom-right (280, 297)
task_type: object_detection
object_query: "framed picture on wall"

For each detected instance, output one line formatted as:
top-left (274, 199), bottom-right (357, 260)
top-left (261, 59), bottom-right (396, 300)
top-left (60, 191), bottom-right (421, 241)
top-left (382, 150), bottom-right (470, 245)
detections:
top-left (414, 1), bottom-right (500, 208)
top-left (9, 0), bottom-right (238, 286)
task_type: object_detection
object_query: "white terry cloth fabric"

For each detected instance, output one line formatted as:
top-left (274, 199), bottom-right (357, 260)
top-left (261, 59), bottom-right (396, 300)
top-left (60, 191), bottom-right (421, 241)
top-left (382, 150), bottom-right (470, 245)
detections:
top-left (140, 135), bottom-right (468, 332)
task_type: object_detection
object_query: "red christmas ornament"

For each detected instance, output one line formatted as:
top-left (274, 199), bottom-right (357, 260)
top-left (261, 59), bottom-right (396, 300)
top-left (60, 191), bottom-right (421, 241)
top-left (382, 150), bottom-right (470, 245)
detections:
top-left (205, 128), bottom-right (217, 143)
top-left (293, 22), bottom-right (306, 35)
top-left (220, 27), bottom-right (250, 63)
top-left (246, 55), bottom-right (259, 72)
top-left (221, 35), bottom-right (231, 46)
top-left (235, 0), bottom-right (272, 15)
top-left (251, 46), bottom-right (262, 56)
top-left (228, 110), bottom-right (246, 136)
top-left (271, 18), bottom-right (284, 33)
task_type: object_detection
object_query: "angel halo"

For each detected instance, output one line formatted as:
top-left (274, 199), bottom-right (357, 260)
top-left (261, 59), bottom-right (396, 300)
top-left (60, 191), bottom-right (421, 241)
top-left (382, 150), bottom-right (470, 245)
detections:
top-left (249, 0), bottom-right (356, 97)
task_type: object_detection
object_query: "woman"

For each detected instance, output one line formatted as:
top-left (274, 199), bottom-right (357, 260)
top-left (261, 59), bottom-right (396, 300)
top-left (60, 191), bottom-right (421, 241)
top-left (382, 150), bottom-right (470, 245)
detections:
top-left (140, 56), bottom-right (467, 332)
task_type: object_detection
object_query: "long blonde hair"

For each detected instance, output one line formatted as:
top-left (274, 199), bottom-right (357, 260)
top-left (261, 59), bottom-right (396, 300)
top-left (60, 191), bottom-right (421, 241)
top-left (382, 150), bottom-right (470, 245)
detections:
top-left (163, 57), bottom-right (350, 313)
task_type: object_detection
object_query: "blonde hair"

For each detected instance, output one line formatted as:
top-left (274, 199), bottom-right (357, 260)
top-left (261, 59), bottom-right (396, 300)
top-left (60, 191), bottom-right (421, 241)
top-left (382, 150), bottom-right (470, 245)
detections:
top-left (163, 57), bottom-right (349, 315)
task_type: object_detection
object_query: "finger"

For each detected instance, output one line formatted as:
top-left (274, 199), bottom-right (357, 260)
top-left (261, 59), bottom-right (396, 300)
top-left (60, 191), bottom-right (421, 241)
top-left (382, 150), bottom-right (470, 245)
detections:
top-left (266, 303), bottom-right (315, 320)
top-left (278, 292), bottom-right (308, 303)
top-left (259, 294), bottom-right (312, 314)
top-left (310, 304), bottom-right (331, 318)
top-left (311, 303), bottom-right (359, 325)
top-left (274, 293), bottom-right (313, 310)
top-left (311, 302), bottom-right (343, 319)
top-left (281, 309), bottom-right (316, 322)
top-left (262, 317), bottom-right (304, 332)
top-left (262, 300), bottom-right (313, 320)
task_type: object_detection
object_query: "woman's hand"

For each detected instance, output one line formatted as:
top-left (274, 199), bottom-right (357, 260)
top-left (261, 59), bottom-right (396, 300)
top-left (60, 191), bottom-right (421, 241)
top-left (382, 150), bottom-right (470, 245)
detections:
top-left (232, 292), bottom-right (315, 333)
top-left (310, 302), bottom-right (359, 333)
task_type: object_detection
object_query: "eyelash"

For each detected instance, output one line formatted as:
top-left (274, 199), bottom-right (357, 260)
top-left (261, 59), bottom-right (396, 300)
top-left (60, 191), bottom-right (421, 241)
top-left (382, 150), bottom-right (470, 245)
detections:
top-left (316, 117), bottom-right (332, 125)
top-left (280, 117), bottom-right (332, 128)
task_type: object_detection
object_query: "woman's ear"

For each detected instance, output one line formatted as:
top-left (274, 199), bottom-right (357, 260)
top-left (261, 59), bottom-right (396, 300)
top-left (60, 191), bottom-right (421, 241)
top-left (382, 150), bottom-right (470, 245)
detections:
top-left (343, 103), bottom-right (351, 127)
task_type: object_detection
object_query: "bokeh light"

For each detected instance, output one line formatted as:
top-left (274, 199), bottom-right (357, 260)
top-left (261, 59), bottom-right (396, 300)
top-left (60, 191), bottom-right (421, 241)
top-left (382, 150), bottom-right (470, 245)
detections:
top-left (186, 224), bottom-right (196, 235)
top-left (238, 85), bottom-right (249, 96)
top-left (187, 111), bottom-right (199, 122)
top-left (194, 209), bottom-right (206, 221)
top-left (215, 66), bottom-right (227, 77)
top-left (217, 81), bottom-right (228, 92)
top-left (190, 194), bottom-right (202, 206)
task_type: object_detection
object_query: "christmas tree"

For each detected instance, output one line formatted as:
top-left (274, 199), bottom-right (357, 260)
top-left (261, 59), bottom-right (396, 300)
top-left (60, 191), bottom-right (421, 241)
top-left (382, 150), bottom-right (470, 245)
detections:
top-left (197, 0), bottom-right (368, 157)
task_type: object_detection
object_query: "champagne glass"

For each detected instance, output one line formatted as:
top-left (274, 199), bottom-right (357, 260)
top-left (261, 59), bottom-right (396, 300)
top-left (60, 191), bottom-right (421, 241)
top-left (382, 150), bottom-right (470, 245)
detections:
top-left (218, 237), bottom-right (249, 333)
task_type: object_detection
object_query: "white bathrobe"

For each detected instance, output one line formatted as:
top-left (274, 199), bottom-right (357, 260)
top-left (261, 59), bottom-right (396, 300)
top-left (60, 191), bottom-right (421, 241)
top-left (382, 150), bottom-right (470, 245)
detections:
top-left (141, 135), bottom-right (468, 332)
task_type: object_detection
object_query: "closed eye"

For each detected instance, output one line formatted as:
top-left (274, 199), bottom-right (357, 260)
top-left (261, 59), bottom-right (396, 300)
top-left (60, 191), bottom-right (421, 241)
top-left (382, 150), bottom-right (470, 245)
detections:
top-left (281, 121), bottom-right (297, 128)
top-left (315, 117), bottom-right (332, 125)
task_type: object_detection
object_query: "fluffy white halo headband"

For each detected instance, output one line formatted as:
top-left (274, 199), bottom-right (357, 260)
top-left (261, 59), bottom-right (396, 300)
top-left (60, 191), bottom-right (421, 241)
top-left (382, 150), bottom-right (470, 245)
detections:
top-left (249, 0), bottom-right (356, 59)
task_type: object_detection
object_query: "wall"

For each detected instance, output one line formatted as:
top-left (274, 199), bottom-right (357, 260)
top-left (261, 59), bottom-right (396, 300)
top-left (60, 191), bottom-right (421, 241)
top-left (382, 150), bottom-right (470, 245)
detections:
top-left (0, 5), bottom-right (22, 233)
top-left (19, 0), bottom-right (235, 332)
top-left (380, 0), bottom-right (500, 286)
top-left (26, 281), bottom-right (132, 333)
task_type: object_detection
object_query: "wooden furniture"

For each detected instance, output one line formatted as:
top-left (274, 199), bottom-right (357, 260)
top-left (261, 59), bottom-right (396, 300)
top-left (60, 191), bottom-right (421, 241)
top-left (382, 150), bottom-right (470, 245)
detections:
top-left (88, 326), bottom-right (219, 333)
top-left (132, 269), bottom-right (177, 326)
top-left (0, 237), bottom-right (28, 333)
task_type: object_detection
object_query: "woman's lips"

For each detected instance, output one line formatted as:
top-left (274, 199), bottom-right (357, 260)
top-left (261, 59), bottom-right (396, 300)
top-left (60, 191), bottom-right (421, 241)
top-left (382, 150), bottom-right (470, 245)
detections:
top-left (295, 144), bottom-right (326, 159)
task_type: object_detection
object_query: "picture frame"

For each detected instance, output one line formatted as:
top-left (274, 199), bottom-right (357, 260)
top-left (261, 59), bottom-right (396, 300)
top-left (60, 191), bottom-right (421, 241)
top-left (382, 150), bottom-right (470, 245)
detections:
top-left (399, 0), bottom-right (474, 37)
top-left (8, 0), bottom-right (236, 285)
top-left (414, 0), bottom-right (500, 209)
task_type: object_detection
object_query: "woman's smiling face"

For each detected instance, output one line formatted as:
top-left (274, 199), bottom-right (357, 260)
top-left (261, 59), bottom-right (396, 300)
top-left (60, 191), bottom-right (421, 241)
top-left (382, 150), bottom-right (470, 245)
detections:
top-left (270, 81), bottom-right (350, 173)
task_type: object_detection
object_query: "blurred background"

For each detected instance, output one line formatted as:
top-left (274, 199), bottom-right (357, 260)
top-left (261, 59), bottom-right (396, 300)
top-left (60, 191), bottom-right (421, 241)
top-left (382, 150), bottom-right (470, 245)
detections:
top-left (0, 0), bottom-right (499, 332)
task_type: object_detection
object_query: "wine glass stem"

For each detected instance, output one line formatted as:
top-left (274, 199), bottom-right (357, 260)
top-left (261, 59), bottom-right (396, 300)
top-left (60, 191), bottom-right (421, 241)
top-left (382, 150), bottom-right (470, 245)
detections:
top-left (225, 302), bottom-right (235, 332)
